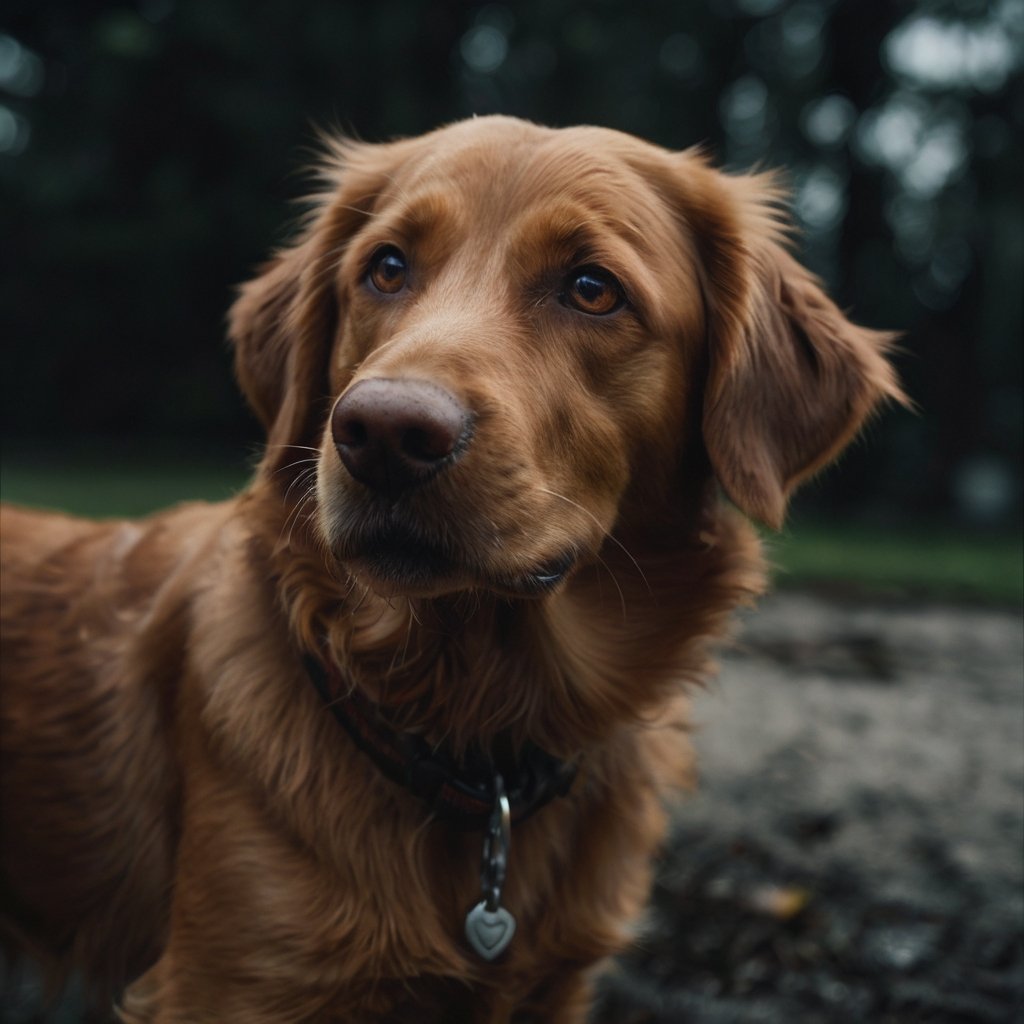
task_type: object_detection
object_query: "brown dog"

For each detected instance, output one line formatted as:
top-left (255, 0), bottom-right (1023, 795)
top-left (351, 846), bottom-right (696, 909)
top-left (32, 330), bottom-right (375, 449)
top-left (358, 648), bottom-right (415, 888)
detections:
top-left (0, 116), bottom-right (902, 1022)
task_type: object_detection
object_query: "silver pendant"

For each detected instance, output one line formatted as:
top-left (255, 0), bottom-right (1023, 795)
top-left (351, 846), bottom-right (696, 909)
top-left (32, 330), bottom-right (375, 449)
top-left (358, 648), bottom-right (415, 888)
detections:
top-left (465, 774), bottom-right (517, 961)
top-left (464, 900), bottom-right (516, 960)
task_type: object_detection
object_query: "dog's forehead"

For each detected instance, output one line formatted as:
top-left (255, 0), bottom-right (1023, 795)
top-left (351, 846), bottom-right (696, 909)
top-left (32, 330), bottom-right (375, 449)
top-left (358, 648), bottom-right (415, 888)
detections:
top-left (408, 118), bottom-right (659, 201)
top-left (373, 117), bottom-right (677, 248)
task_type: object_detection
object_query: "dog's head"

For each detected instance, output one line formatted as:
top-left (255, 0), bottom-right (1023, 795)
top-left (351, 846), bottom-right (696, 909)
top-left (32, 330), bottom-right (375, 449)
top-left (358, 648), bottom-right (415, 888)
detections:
top-left (230, 116), bottom-right (902, 598)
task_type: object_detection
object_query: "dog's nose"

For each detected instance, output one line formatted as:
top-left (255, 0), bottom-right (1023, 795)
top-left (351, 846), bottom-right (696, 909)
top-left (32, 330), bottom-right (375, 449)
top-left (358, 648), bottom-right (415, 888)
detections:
top-left (331, 378), bottom-right (471, 499)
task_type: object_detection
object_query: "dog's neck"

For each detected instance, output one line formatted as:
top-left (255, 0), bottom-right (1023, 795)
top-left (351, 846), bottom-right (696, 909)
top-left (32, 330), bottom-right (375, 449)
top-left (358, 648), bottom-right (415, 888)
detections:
top-left (260, 488), bottom-right (764, 760)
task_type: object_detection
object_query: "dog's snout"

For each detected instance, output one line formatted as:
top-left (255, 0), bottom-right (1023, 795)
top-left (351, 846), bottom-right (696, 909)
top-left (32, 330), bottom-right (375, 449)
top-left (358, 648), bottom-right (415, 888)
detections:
top-left (331, 378), bottom-right (471, 498)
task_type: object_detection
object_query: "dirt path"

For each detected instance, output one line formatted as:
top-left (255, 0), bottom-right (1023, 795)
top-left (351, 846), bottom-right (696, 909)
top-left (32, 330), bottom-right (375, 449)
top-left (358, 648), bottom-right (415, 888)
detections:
top-left (594, 592), bottom-right (1024, 1023)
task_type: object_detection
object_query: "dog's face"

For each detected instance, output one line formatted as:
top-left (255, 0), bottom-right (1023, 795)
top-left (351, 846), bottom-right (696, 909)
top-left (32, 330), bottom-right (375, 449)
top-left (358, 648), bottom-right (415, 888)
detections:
top-left (230, 116), bottom-right (901, 598)
top-left (318, 119), bottom-right (708, 598)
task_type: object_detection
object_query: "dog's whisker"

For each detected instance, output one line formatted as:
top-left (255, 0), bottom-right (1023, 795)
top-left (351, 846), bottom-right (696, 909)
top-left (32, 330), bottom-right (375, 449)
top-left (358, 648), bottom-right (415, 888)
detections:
top-left (283, 502), bottom-right (313, 552)
top-left (592, 549), bottom-right (629, 620)
top-left (280, 480), bottom-right (318, 548)
top-left (280, 469), bottom-right (316, 522)
top-left (276, 456), bottom-right (318, 474)
top-left (536, 486), bottom-right (651, 599)
top-left (267, 444), bottom-right (322, 454)
top-left (283, 465), bottom-right (318, 503)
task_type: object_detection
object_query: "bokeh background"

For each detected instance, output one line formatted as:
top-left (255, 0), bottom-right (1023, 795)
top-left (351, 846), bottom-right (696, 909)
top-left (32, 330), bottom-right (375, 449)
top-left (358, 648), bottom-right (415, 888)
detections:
top-left (2, 0), bottom-right (1022, 601)
top-left (1, 5), bottom-right (1023, 1023)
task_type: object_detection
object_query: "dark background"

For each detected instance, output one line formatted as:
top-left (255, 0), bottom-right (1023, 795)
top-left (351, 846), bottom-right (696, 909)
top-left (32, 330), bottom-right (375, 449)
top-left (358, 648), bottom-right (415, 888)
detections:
top-left (1, 0), bottom-right (1022, 529)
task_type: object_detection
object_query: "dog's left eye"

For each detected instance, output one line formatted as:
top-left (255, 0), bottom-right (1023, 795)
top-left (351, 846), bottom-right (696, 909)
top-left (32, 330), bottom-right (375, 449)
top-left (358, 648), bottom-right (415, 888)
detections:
top-left (367, 246), bottom-right (409, 295)
top-left (563, 267), bottom-right (624, 316)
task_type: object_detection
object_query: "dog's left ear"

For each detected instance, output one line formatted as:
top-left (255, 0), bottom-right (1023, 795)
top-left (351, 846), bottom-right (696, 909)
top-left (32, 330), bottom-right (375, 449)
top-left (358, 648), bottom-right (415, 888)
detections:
top-left (682, 163), bottom-right (906, 529)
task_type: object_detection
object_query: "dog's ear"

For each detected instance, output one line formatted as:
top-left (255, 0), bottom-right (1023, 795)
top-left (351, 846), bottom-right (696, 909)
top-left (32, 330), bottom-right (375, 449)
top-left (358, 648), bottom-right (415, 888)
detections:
top-left (229, 227), bottom-right (334, 478)
top-left (229, 137), bottom-right (413, 478)
top-left (681, 162), bottom-right (905, 529)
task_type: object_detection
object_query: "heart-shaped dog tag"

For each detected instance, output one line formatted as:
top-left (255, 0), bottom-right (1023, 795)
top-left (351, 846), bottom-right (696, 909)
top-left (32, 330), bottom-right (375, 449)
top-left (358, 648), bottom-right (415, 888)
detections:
top-left (464, 900), bottom-right (516, 960)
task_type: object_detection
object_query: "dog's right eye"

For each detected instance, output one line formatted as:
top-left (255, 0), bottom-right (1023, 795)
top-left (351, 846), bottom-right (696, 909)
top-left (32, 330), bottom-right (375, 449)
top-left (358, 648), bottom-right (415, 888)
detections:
top-left (367, 247), bottom-right (408, 295)
top-left (562, 266), bottom-right (624, 316)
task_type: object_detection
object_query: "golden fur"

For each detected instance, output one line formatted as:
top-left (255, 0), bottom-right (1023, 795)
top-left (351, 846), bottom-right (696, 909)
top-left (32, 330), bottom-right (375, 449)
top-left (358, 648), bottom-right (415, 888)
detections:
top-left (0, 116), bottom-right (902, 1022)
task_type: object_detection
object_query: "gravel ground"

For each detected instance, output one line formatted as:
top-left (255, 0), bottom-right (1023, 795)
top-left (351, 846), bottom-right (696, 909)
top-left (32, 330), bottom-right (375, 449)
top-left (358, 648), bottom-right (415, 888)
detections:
top-left (593, 592), bottom-right (1024, 1024)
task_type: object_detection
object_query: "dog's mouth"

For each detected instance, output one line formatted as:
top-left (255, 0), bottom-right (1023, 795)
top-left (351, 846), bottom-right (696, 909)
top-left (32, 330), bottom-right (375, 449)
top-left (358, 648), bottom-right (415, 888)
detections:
top-left (497, 550), bottom-right (578, 598)
top-left (338, 520), bottom-right (577, 599)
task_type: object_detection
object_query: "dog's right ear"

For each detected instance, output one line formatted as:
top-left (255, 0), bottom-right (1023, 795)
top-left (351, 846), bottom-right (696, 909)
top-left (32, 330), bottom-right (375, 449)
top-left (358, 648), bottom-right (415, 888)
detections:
top-left (229, 229), bottom-right (331, 477)
top-left (229, 136), bottom-right (415, 479)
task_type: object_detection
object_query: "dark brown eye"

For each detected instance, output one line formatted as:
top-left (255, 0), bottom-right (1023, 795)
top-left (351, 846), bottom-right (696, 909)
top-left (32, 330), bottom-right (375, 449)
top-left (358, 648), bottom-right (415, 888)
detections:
top-left (563, 267), bottom-right (624, 316)
top-left (368, 246), bottom-right (408, 294)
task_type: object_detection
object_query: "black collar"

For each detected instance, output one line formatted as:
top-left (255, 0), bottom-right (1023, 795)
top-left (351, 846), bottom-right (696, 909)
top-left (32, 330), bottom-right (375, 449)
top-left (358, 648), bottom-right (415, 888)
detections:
top-left (303, 655), bottom-right (577, 831)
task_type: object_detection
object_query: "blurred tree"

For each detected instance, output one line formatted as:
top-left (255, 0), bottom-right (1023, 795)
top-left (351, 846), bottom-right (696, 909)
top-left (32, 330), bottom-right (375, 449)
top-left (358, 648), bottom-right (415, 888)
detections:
top-left (1, 0), bottom-right (1021, 525)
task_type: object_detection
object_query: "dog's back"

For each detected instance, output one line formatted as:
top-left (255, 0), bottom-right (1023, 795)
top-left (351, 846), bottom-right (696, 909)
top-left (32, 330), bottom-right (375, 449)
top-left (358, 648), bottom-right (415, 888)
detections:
top-left (0, 501), bottom-right (224, 999)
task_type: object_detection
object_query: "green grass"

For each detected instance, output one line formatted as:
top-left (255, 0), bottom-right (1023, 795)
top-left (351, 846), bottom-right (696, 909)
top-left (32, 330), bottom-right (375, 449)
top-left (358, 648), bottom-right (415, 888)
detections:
top-left (2, 457), bottom-right (1020, 606)
top-left (1, 457), bottom-right (253, 518)
top-left (767, 522), bottom-right (1022, 606)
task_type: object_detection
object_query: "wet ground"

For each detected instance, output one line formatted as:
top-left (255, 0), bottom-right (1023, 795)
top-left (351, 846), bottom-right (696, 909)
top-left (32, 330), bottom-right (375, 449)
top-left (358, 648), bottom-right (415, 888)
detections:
top-left (593, 592), bottom-right (1024, 1024)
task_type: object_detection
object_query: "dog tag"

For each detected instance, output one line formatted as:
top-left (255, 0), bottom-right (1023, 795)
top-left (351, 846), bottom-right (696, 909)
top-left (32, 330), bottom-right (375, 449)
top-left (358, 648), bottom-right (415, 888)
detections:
top-left (465, 900), bottom-right (516, 960)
